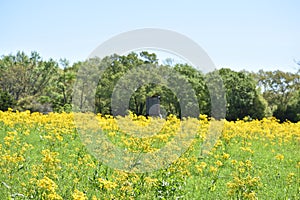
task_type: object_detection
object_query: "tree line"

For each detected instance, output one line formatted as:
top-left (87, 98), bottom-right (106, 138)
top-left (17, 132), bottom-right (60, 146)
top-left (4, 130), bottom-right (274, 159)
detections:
top-left (0, 51), bottom-right (299, 122)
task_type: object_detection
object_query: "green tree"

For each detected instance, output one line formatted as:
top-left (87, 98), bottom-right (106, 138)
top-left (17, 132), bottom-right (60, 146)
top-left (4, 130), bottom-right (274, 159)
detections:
top-left (47, 59), bottom-right (77, 112)
top-left (174, 64), bottom-right (210, 116)
top-left (0, 51), bottom-right (59, 112)
top-left (219, 68), bottom-right (267, 120)
top-left (253, 70), bottom-right (300, 121)
top-left (91, 53), bottom-right (208, 118)
top-left (139, 51), bottom-right (158, 64)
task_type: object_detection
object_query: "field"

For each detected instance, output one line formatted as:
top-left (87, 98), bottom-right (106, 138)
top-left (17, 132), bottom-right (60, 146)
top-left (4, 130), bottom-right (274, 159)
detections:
top-left (0, 110), bottom-right (299, 199)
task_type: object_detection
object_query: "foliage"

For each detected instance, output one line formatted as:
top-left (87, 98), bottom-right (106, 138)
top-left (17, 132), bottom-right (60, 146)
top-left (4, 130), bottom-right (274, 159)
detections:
top-left (0, 90), bottom-right (15, 111)
top-left (0, 51), bottom-right (59, 112)
top-left (0, 51), bottom-right (299, 121)
top-left (219, 68), bottom-right (267, 120)
top-left (253, 70), bottom-right (300, 122)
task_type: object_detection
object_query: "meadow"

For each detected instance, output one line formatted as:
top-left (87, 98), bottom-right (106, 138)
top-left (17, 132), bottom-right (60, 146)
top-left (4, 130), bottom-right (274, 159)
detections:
top-left (0, 110), bottom-right (299, 199)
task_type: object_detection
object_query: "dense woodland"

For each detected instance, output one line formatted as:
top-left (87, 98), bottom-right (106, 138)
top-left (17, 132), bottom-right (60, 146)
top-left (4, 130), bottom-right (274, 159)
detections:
top-left (0, 51), bottom-right (299, 122)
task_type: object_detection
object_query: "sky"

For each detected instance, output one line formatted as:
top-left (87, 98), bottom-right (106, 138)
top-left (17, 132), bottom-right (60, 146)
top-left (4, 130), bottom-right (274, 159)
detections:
top-left (1, 0), bottom-right (300, 72)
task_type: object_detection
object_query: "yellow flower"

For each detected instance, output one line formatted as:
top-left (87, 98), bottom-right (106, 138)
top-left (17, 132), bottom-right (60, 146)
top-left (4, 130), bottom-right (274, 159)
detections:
top-left (98, 178), bottom-right (118, 191)
top-left (209, 166), bottom-right (218, 174)
top-left (275, 154), bottom-right (284, 161)
top-left (72, 189), bottom-right (87, 200)
top-left (108, 131), bottom-right (116, 137)
top-left (41, 150), bottom-right (61, 165)
top-left (231, 159), bottom-right (238, 165)
top-left (222, 153), bottom-right (230, 160)
top-left (243, 191), bottom-right (257, 200)
top-left (215, 160), bottom-right (223, 167)
top-left (245, 160), bottom-right (253, 168)
top-left (37, 176), bottom-right (58, 193)
top-left (144, 177), bottom-right (158, 186)
top-left (47, 193), bottom-right (63, 200)
top-left (73, 178), bottom-right (79, 184)
top-left (92, 195), bottom-right (98, 200)
top-left (286, 173), bottom-right (295, 185)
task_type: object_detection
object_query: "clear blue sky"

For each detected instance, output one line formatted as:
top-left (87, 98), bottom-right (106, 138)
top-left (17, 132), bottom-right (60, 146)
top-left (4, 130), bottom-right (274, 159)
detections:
top-left (1, 0), bottom-right (300, 72)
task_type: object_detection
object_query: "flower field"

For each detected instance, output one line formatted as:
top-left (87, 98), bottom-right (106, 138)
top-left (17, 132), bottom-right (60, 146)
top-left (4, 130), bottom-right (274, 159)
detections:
top-left (0, 110), bottom-right (299, 199)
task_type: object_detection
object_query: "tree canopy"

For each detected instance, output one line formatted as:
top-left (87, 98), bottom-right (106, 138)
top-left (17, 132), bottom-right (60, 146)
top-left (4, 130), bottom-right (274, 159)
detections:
top-left (0, 51), bottom-right (299, 121)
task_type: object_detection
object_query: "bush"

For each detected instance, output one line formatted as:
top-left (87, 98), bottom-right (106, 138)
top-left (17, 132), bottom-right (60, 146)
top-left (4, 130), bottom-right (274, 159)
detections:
top-left (0, 90), bottom-right (15, 111)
